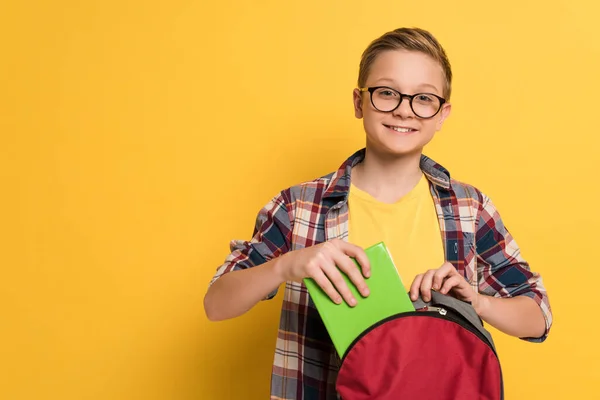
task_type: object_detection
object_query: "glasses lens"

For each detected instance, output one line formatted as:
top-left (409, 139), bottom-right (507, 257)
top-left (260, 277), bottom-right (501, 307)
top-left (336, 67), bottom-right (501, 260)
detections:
top-left (411, 94), bottom-right (441, 118)
top-left (371, 87), bottom-right (400, 112)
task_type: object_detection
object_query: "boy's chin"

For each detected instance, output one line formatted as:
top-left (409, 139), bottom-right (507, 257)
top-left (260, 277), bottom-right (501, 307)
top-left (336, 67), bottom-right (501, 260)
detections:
top-left (368, 143), bottom-right (425, 159)
top-left (366, 131), bottom-right (432, 157)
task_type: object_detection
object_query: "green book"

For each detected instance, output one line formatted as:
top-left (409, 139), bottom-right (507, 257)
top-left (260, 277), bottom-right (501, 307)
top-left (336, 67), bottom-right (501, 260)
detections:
top-left (303, 241), bottom-right (415, 357)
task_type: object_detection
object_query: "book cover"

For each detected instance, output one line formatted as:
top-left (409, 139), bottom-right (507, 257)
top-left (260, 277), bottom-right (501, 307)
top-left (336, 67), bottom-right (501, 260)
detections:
top-left (303, 241), bottom-right (415, 357)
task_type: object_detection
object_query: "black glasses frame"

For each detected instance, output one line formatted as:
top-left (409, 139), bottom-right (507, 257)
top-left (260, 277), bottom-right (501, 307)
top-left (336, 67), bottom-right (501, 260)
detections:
top-left (358, 86), bottom-right (446, 119)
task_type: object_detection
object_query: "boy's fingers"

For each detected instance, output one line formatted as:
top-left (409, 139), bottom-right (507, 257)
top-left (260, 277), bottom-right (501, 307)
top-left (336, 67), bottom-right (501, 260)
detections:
top-left (432, 263), bottom-right (453, 290)
top-left (334, 251), bottom-right (370, 298)
top-left (322, 261), bottom-right (357, 307)
top-left (310, 268), bottom-right (343, 305)
top-left (440, 275), bottom-right (462, 294)
top-left (420, 269), bottom-right (436, 302)
top-left (339, 241), bottom-right (371, 278)
top-left (410, 274), bottom-right (424, 301)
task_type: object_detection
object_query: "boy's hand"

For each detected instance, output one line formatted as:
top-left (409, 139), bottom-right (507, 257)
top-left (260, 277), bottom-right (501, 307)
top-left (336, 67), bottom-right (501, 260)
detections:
top-left (409, 262), bottom-right (480, 311)
top-left (277, 239), bottom-right (371, 307)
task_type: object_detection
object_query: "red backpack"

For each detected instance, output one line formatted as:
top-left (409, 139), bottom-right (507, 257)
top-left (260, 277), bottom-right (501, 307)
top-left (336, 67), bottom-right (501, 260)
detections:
top-left (335, 291), bottom-right (503, 400)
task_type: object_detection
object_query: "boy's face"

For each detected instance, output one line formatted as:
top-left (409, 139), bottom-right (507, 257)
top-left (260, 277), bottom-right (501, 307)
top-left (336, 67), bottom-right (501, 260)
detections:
top-left (353, 50), bottom-right (451, 157)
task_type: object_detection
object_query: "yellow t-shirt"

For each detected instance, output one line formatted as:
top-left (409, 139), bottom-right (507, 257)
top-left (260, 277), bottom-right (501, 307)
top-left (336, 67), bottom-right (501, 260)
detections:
top-left (348, 174), bottom-right (445, 289)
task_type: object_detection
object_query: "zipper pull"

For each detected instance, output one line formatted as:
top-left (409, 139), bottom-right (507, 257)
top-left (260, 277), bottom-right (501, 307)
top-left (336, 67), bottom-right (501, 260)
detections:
top-left (421, 306), bottom-right (447, 315)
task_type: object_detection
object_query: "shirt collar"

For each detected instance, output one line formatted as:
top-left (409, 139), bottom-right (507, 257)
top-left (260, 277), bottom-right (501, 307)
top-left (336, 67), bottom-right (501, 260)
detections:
top-left (323, 148), bottom-right (451, 199)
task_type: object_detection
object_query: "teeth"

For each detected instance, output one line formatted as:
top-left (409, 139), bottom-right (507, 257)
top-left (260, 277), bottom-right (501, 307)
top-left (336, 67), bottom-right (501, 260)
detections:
top-left (389, 126), bottom-right (412, 133)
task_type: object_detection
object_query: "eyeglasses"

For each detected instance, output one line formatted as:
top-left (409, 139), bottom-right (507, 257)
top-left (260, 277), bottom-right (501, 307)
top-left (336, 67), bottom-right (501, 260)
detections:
top-left (358, 86), bottom-right (446, 119)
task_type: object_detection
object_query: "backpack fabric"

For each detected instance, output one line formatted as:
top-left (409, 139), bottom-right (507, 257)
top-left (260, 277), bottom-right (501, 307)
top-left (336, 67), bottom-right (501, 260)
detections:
top-left (335, 291), bottom-right (503, 400)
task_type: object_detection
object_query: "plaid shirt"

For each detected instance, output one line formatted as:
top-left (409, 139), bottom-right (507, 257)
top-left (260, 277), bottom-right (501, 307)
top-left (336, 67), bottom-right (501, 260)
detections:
top-left (210, 148), bottom-right (553, 400)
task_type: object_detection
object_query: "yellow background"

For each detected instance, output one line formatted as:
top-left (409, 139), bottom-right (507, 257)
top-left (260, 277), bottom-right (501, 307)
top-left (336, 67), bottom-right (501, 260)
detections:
top-left (2, 1), bottom-right (598, 399)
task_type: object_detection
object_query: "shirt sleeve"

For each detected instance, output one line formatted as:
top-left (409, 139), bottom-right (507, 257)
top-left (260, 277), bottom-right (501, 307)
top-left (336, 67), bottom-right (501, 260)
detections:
top-left (209, 191), bottom-right (293, 300)
top-left (475, 193), bottom-right (553, 342)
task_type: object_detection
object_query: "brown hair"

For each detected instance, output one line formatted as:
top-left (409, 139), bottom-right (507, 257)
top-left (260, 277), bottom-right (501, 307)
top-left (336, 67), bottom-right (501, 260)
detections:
top-left (358, 27), bottom-right (453, 100)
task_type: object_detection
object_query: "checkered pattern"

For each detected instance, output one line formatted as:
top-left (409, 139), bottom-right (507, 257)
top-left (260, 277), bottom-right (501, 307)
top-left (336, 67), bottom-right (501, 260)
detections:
top-left (210, 148), bottom-right (553, 400)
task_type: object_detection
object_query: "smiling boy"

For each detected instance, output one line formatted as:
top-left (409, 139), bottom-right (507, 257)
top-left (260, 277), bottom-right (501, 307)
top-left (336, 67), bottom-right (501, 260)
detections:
top-left (204, 27), bottom-right (553, 400)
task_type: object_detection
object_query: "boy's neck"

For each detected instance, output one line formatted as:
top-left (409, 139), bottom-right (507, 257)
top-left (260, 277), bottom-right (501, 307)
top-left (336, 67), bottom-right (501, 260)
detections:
top-left (351, 148), bottom-right (424, 204)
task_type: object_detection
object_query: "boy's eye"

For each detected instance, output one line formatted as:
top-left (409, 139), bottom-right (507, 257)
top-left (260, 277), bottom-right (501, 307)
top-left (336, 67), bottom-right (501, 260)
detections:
top-left (376, 89), bottom-right (398, 98)
top-left (416, 94), bottom-right (435, 103)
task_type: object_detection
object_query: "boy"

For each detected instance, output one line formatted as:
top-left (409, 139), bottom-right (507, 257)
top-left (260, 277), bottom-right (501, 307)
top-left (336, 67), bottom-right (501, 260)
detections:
top-left (204, 27), bottom-right (552, 399)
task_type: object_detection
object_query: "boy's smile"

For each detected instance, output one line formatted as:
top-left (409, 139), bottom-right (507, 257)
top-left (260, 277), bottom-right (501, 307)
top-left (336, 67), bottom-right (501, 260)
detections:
top-left (383, 124), bottom-right (419, 135)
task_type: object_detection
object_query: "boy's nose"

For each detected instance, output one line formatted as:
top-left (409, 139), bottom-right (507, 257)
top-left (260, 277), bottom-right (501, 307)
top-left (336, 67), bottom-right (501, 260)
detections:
top-left (392, 96), bottom-right (415, 119)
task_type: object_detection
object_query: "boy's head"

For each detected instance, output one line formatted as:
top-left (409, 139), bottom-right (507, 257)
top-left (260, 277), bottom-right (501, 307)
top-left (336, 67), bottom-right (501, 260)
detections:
top-left (353, 28), bottom-right (453, 158)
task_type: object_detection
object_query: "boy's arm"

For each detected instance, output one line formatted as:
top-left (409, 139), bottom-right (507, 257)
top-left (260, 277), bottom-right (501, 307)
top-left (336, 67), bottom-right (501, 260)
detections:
top-left (474, 193), bottom-right (552, 342)
top-left (204, 192), bottom-right (292, 321)
top-left (204, 255), bottom-right (289, 321)
top-left (410, 261), bottom-right (548, 339)
top-left (473, 294), bottom-right (546, 338)
top-left (410, 192), bottom-right (552, 341)
top-left (204, 191), bottom-right (372, 321)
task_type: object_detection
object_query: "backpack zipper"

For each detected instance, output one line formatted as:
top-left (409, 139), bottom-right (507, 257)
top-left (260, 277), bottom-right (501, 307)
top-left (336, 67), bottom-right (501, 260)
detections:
top-left (419, 306), bottom-right (447, 315)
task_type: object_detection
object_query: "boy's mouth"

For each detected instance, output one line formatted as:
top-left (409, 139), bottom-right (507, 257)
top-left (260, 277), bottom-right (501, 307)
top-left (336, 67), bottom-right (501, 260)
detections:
top-left (383, 124), bottom-right (418, 134)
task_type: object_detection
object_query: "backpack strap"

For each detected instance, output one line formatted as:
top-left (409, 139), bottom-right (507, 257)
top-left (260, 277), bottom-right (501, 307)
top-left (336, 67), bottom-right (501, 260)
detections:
top-left (412, 291), bottom-right (497, 350)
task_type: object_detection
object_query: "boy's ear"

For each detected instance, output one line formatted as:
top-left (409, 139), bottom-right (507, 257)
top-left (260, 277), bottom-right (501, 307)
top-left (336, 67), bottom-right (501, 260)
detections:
top-left (436, 103), bottom-right (452, 131)
top-left (353, 89), bottom-right (364, 119)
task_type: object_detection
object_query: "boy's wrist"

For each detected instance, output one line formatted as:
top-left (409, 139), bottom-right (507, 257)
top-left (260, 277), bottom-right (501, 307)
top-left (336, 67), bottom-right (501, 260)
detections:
top-left (272, 252), bottom-right (291, 284)
top-left (474, 294), bottom-right (492, 317)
